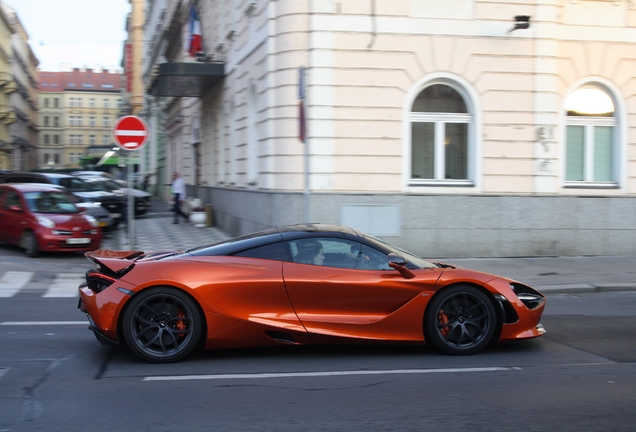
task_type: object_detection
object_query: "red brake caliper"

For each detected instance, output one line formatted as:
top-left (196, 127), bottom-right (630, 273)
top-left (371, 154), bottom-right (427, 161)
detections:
top-left (438, 309), bottom-right (450, 336)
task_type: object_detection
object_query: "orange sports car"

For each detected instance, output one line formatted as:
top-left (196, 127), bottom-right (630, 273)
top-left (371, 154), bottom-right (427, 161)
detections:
top-left (78, 224), bottom-right (546, 363)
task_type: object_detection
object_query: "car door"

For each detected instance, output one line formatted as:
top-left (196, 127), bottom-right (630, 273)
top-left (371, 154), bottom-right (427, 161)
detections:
top-left (0, 190), bottom-right (27, 245)
top-left (282, 237), bottom-right (442, 342)
top-left (0, 188), bottom-right (7, 241)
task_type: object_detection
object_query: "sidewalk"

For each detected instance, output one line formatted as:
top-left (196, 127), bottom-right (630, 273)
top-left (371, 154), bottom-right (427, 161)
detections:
top-left (102, 200), bottom-right (230, 252)
top-left (101, 201), bottom-right (636, 295)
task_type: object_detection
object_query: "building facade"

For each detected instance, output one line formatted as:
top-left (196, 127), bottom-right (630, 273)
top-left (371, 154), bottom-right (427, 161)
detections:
top-left (38, 68), bottom-right (123, 170)
top-left (0, 5), bottom-right (15, 169)
top-left (144, 0), bottom-right (636, 258)
top-left (1, 2), bottom-right (39, 171)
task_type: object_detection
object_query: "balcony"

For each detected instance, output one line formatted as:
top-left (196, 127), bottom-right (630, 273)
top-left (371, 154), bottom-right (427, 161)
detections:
top-left (3, 111), bottom-right (16, 124)
top-left (147, 62), bottom-right (225, 97)
top-left (2, 79), bottom-right (17, 94)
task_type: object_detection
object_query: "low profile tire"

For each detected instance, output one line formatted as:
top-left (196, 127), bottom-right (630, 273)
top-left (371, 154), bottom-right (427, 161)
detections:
top-left (122, 287), bottom-right (203, 363)
top-left (425, 284), bottom-right (497, 355)
top-left (22, 231), bottom-right (40, 258)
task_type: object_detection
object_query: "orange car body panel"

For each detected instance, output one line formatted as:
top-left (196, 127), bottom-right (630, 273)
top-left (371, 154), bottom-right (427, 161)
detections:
top-left (79, 252), bottom-right (545, 349)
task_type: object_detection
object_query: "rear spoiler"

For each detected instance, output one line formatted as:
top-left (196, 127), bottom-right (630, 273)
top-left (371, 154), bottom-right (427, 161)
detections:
top-left (85, 250), bottom-right (144, 275)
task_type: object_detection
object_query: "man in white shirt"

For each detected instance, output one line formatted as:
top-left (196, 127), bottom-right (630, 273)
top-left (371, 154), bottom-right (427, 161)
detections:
top-left (171, 171), bottom-right (189, 224)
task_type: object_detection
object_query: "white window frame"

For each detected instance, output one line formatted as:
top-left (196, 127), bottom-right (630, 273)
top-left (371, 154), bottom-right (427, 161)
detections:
top-left (562, 80), bottom-right (624, 190)
top-left (403, 74), bottom-right (481, 191)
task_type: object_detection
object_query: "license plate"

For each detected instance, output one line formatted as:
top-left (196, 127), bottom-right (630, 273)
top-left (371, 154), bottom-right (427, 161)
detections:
top-left (67, 238), bottom-right (90, 244)
top-left (111, 213), bottom-right (121, 218)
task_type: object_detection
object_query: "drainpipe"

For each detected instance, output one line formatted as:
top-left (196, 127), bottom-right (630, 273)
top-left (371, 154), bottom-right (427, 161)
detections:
top-left (367, 0), bottom-right (376, 49)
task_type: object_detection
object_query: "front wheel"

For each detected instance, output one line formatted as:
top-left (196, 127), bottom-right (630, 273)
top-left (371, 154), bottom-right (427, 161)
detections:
top-left (22, 231), bottom-right (40, 258)
top-left (122, 287), bottom-right (203, 363)
top-left (425, 285), bottom-right (497, 355)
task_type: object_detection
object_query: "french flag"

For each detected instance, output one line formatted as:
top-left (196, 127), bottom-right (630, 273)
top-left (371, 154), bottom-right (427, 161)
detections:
top-left (188, 4), bottom-right (202, 57)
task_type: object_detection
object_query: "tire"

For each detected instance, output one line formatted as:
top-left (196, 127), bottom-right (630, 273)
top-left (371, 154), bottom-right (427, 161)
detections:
top-left (425, 284), bottom-right (497, 355)
top-left (122, 287), bottom-right (203, 363)
top-left (22, 231), bottom-right (40, 258)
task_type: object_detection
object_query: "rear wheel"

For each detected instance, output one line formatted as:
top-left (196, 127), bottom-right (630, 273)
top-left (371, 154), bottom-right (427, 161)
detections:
top-left (122, 287), bottom-right (203, 363)
top-left (425, 285), bottom-right (497, 355)
top-left (22, 231), bottom-right (40, 258)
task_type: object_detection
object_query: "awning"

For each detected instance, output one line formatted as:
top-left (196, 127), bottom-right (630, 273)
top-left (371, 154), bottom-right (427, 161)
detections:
top-left (148, 62), bottom-right (225, 97)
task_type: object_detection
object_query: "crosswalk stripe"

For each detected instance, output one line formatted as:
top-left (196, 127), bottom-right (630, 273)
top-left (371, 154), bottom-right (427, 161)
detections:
top-left (43, 273), bottom-right (84, 298)
top-left (0, 271), bottom-right (34, 298)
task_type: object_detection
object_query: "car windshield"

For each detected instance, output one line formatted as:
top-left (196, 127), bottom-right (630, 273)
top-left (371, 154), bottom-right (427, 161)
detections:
top-left (360, 233), bottom-right (438, 269)
top-left (25, 191), bottom-right (80, 214)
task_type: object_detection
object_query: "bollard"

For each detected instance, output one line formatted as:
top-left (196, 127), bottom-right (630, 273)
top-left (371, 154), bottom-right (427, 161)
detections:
top-left (205, 204), bottom-right (214, 226)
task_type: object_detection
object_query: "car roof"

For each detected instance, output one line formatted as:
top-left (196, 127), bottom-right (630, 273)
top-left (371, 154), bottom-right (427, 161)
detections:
top-left (187, 224), bottom-right (364, 257)
top-left (0, 183), bottom-right (67, 192)
top-left (2, 172), bottom-right (73, 179)
top-left (277, 223), bottom-right (360, 236)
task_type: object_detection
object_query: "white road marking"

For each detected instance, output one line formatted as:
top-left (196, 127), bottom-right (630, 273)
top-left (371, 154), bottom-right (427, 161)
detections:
top-left (0, 321), bottom-right (86, 325)
top-left (143, 367), bottom-right (513, 382)
top-left (43, 273), bottom-right (84, 298)
top-left (0, 271), bottom-right (33, 298)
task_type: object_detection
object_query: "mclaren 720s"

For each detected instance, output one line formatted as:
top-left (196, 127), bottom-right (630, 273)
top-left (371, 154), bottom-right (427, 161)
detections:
top-left (78, 224), bottom-right (546, 363)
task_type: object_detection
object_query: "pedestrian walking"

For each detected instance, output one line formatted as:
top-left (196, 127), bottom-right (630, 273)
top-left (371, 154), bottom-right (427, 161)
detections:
top-left (171, 172), bottom-right (189, 224)
top-left (142, 173), bottom-right (152, 192)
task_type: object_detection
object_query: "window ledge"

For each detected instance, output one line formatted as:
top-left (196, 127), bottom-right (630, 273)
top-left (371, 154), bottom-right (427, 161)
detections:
top-left (563, 182), bottom-right (619, 189)
top-left (409, 180), bottom-right (474, 187)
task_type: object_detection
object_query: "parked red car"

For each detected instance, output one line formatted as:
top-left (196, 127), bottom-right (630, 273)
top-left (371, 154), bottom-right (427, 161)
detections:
top-left (0, 183), bottom-right (102, 257)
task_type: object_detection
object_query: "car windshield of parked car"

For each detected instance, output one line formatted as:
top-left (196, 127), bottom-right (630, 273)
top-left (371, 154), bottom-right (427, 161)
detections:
top-left (60, 178), bottom-right (101, 193)
top-left (25, 191), bottom-right (80, 214)
top-left (360, 233), bottom-right (438, 269)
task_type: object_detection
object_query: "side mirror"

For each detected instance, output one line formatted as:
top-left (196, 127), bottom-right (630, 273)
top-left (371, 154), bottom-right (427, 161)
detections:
top-left (387, 253), bottom-right (416, 279)
top-left (8, 205), bottom-right (23, 213)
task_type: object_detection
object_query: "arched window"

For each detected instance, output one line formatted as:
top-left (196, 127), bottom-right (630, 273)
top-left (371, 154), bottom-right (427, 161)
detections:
top-left (564, 85), bottom-right (618, 185)
top-left (410, 82), bottom-right (474, 184)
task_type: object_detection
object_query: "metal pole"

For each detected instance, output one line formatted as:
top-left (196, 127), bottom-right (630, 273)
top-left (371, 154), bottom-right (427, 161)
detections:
top-left (127, 150), bottom-right (135, 249)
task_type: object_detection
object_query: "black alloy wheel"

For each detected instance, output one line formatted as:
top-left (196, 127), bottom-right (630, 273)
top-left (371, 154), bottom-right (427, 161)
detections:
top-left (425, 284), bottom-right (497, 355)
top-left (122, 287), bottom-right (203, 363)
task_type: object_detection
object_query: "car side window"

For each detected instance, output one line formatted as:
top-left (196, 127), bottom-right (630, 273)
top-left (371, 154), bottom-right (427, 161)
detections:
top-left (289, 238), bottom-right (390, 270)
top-left (232, 242), bottom-right (290, 261)
top-left (3, 191), bottom-right (23, 209)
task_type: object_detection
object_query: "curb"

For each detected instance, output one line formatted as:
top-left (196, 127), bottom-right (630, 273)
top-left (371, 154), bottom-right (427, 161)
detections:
top-left (538, 283), bottom-right (636, 294)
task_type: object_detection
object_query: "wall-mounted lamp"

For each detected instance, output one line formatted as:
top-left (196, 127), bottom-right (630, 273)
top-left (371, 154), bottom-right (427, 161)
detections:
top-left (510, 15), bottom-right (531, 32)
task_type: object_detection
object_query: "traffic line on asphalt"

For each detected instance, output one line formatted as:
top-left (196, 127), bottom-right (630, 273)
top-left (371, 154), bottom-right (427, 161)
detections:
top-left (43, 273), bottom-right (84, 298)
top-left (143, 367), bottom-right (514, 382)
top-left (0, 271), bottom-right (33, 297)
top-left (0, 321), bottom-right (87, 325)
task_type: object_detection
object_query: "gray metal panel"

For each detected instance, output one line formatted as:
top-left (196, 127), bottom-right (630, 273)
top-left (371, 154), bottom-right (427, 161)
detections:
top-left (148, 62), bottom-right (225, 97)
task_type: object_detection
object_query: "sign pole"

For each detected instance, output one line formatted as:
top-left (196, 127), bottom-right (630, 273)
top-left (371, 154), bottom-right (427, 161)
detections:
top-left (112, 115), bottom-right (150, 250)
top-left (127, 150), bottom-right (135, 249)
top-left (299, 66), bottom-right (309, 223)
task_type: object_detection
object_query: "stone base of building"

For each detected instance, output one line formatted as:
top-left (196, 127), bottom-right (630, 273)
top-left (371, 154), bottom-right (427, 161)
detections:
top-left (188, 186), bottom-right (636, 258)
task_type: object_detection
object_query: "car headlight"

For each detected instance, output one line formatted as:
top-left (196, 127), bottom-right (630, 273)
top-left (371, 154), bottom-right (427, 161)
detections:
top-left (84, 215), bottom-right (99, 227)
top-left (36, 215), bottom-right (55, 229)
top-left (510, 283), bottom-right (545, 310)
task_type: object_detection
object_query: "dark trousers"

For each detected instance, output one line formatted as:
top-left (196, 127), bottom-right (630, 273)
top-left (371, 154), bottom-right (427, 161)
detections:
top-left (173, 193), bottom-right (188, 222)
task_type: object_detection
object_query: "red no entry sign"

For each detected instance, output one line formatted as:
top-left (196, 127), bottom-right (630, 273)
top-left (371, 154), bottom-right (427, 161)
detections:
top-left (113, 115), bottom-right (149, 150)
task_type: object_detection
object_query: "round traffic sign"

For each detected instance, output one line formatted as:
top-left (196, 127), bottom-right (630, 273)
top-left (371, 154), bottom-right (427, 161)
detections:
top-left (113, 115), bottom-right (149, 151)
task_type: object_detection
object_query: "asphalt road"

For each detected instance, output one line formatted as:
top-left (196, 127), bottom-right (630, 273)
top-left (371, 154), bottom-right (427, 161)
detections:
top-left (1, 245), bottom-right (636, 431)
